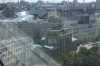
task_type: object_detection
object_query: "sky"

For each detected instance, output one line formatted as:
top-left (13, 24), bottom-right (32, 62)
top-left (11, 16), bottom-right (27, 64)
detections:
top-left (1, 0), bottom-right (96, 3)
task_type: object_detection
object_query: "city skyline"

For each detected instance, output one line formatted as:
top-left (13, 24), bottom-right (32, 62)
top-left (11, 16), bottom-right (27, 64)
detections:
top-left (1, 0), bottom-right (96, 3)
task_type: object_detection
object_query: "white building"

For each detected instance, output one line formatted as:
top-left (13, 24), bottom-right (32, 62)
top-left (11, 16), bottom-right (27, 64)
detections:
top-left (64, 15), bottom-right (100, 42)
top-left (0, 37), bottom-right (33, 66)
top-left (0, 22), bottom-right (33, 66)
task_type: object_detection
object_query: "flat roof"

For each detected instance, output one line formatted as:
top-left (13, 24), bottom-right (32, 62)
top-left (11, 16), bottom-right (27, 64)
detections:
top-left (41, 37), bottom-right (45, 40)
top-left (72, 37), bottom-right (78, 41)
top-left (33, 44), bottom-right (58, 50)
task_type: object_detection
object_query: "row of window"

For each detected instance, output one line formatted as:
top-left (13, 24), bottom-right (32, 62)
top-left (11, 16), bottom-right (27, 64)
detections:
top-left (0, 38), bottom-right (32, 66)
top-left (73, 29), bottom-right (98, 34)
top-left (5, 59), bottom-right (16, 66)
top-left (74, 34), bottom-right (87, 38)
top-left (3, 50), bottom-right (32, 66)
top-left (3, 55), bottom-right (15, 64)
top-left (74, 26), bottom-right (88, 30)
top-left (73, 25), bottom-right (100, 31)
top-left (16, 48), bottom-right (23, 53)
top-left (74, 32), bottom-right (94, 38)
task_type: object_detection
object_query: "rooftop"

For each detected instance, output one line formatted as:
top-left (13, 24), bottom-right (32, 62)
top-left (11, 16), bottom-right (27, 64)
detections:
top-left (33, 44), bottom-right (58, 50)
top-left (46, 28), bottom-right (72, 36)
top-left (72, 37), bottom-right (78, 41)
top-left (41, 37), bottom-right (45, 41)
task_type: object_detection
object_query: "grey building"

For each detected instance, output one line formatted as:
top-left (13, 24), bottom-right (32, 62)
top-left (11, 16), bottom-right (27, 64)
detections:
top-left (0, 22), bottom-right (33, 66)
top-left (33, 27), bottom-right (76, 60)
top-left (96, 0), bottom-right (100, 3)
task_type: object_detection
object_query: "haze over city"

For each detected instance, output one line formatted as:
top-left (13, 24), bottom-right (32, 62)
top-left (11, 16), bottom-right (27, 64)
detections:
top-left (0, 0), bottom-right (96, 3)
top-left (0, 0), bottom-right (100, 65)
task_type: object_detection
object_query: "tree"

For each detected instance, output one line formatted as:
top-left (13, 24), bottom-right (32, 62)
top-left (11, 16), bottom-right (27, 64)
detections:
top-left (83, 33), bottom-right (100, 43)
top-left (77, 47), bottom-right (91, 56)
top-left (83, 36), bottom-right (89, 42)
top-left (56, 46), bottom-right (100, 66)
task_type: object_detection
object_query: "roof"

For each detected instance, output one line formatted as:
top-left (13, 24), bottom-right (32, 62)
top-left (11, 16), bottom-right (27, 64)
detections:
top-left (41, 37), bottom-right (45, 40)
top-left (72, 37), bottom-right (78, 41)
top-left (10, 15), bottom-right (34, 22)
top-left (33, 44), bottom-right (58, 50)
top-left (15, 9), bottom-right (47, 18)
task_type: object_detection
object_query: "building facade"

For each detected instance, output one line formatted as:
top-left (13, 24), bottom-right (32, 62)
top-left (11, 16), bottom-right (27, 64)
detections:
top-left (64, 16), bottom-right (100, 42)
top-left (33, 27), bottom-right (75, 61)
top-left (0, 37), bottom-right (33, 66)
top-left (45, 28), bottom-right (73, 56)
top-left (96, 0), bottom-right (100, 3)
top-left (0, 22), bottom-right (33, 66)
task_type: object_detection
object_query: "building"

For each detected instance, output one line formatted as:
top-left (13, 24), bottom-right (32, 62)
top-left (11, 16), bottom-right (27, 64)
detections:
top-left (0, 37), bottom-right (33, 66)
top-left (61, 0), bottom-right (68, 6)
top-left (36, 0), bottom-right (44, 7)
top-left (0, 22), bottom-right (33, 66)
top-left (77, 14), bottom-right (90, 24)
top-left (63, 13), bottom-right (100, 43)
top-left (73, 0), bottom-right (78, 4)
top-left (44, 28), bottom-right (73, 56)
top-left (33, 23), bottom-right (77, 60)
top-left (20, 0), bottom-right (30, 7)
top-left (96, 0), bottom-right (100, 3)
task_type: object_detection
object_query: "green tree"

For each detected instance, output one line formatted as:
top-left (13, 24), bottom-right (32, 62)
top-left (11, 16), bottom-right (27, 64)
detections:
top-left (83, 33), bottom-right (100, 43)
top-left (56, 46), bottom-right (100, 66)
top-left (83, 36), bottom-right (89, 42)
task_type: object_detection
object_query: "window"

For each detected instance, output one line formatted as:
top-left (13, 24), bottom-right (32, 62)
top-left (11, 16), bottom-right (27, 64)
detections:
top-left (11, 45), bottom-right (13, 49)
top-left (1, 48), bottom-right (3, 52)
top-left (8, 57), bottom-right (9, 62)
top-left (8, 52), bottom-right (10, 56)
top-left (8, 46), bottom-right (10, 50)
top-left (18, 24), bottom-right (21, 28)
top-left (16, 49), bottom-right (17, 52)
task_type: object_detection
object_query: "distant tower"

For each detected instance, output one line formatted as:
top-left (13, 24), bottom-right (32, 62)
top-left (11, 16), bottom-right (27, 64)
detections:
top-left (61, 0), bottom-right (65, 6)
top-left (83, 0), bottom-right (85, 7)
top-left (37, 0), bottom-right (43, 7)
top-left (73, 0), bottom-right (78, 4)
top-left (83, 0), bottom-right (84, 4)
top-left (96, 0), bottom-right (100, 3)
top-left (13, 0), bottom-right (14, 4)
top-left (39, 0), bottom-right (41, 6)
top-left (68, 0), bottom-right (69, 7)
top-left (20, 0), bottom-right (25, 7)
top-left (18, 0), bottom-right (19, 4)
top-left (2, 0), bottom-right (5, 3)
top-left (63, 0), bottom-right (65, 5)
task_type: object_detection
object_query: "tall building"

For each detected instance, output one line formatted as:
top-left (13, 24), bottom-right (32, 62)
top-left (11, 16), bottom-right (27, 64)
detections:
top-left (61, 0), bottom-right (67, 6)
top-left (33, 22), bottom-right (76, 60)
top-left (44, 28), bottom-right (73, 57)
top-left (73, 0), bottom-right (78, 4)
top-left (64, 13), bottom-right (100, 43)
top-left (96, 0), bottom-right (100, 3)
top-left (20, 0), bottom-right (26, 7)
top-left (36, 0), bottom-right (44, 7)
top-left (0, 22), bottom-right (33, 66)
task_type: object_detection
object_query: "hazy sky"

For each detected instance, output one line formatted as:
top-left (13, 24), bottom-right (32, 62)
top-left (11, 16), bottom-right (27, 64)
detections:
top-left (2, 0), bottom-right (96, 3)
